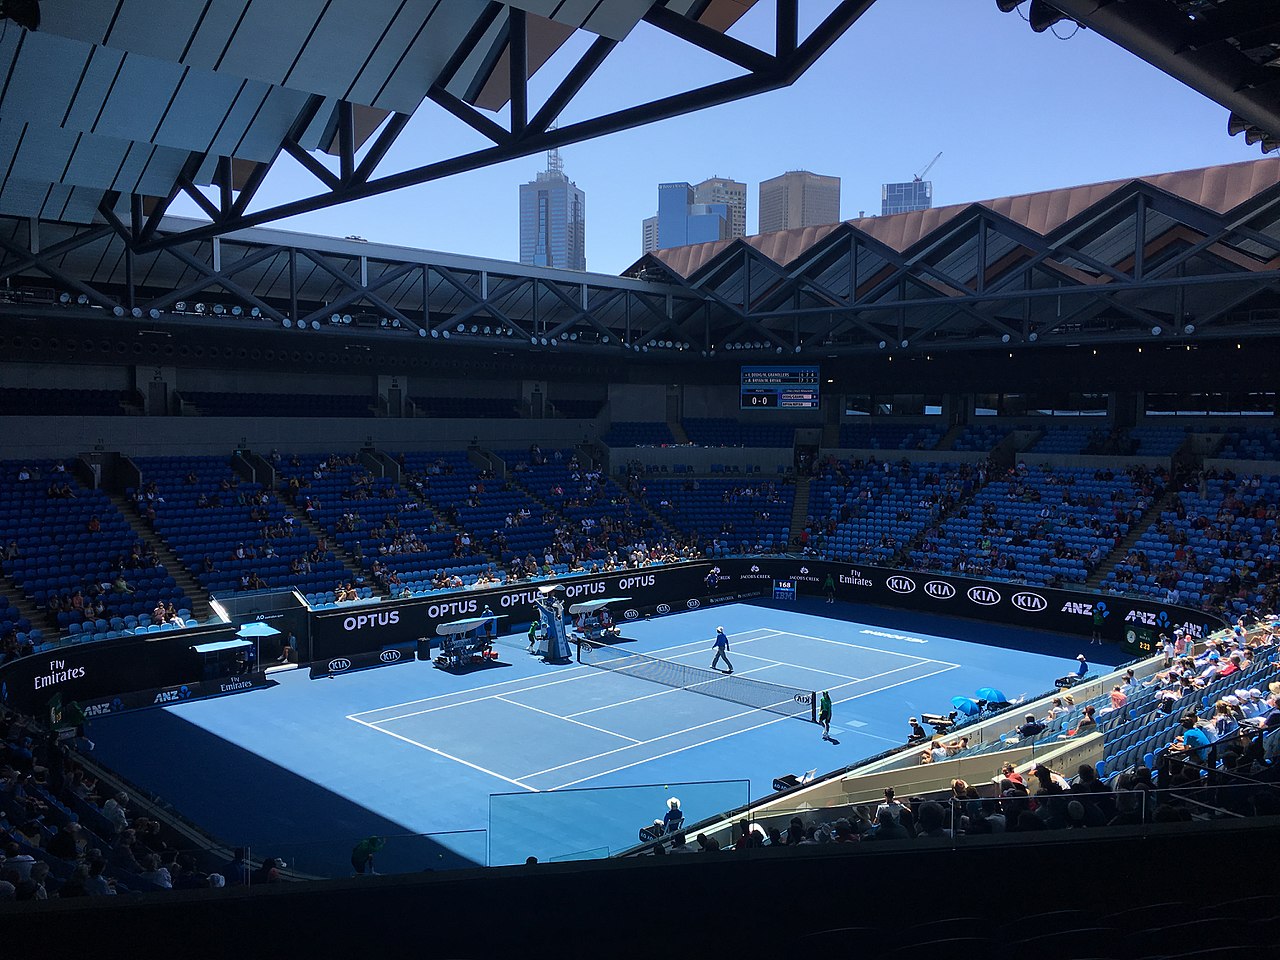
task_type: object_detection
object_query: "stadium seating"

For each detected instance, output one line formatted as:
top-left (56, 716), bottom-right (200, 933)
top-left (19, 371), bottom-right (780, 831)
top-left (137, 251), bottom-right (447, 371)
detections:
top-left (1100, 474), bottom-right (1280, 616)
top-left (132, 455), bottom-right (346, 598)
top-left (0, 461), bottom-right (188, 634)
top-left (1216, 427), bottom-right (1280, 461)
top-left (184, 392), bottom-right (373, 418)
top-left (1028, 424), bottom-right (1095, 455)
top-left (910, 465), bottom-right (1162, 586)
top-left (601, 421), bottom-right (677, 446)
top-left (0, 388), bottom-right (135, 417)
top-left (1130, 425), bottom-right (1189, 456)
top-left (951, 423), bottom-right (1008, 452)
top-left (642, 477), bottom-right (794, 555)
top-left (837, 422), bottom-right (943, 451)
top-left (682, 418), bottom-right (795, 447)
top-left (814, 460), bottom-right (980, 565)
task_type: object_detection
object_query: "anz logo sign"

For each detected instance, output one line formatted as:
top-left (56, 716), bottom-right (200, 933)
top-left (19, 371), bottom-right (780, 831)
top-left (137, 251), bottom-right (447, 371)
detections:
top-left (1011, 591), bottom-right (1048, 613)
top-left (886, 576), bottom-right (916, 595)
top-left (967, 586), bottom-right (1001, 606)
top-left (328, 658), bottom-right (353, 673)
top-left (924, 581), bottom-right (956, 600)
top-left (1124, 609), bottom-right (1172, 628)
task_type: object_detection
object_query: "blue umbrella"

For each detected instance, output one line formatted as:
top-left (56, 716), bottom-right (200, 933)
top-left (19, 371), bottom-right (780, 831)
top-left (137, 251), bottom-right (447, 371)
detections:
top-left (236, 622), bottom-right (280, 638)
top-left (950, 696), bottom-right (980, 717)
top-left (975, 687), bottom-right (1007, 703)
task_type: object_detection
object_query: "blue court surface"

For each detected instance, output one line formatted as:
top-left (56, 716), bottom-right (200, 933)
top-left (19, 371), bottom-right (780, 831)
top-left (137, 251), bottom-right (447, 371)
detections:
top-left (85, 598), bottom-right (1117, 870)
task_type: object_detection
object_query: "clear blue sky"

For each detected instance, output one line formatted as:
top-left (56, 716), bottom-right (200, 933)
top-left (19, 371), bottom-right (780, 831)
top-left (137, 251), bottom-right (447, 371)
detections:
top-left (178, 0), bottom-right (1261, 275)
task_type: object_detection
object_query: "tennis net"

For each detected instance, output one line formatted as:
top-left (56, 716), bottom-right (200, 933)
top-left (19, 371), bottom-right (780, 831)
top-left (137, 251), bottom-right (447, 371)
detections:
top-left (576, 640), bottom-right (817, 723)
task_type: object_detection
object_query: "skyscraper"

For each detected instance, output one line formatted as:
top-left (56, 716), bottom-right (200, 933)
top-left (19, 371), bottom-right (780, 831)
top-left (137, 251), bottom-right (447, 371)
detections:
top-left (694, 176), bottom-right (746, 241)
top-left (641, 216), bottom-right (659, 255)
top-left (758, 171), bottom-right (841, 234)
top-left (644, 182), bottom-right (729, 252)
top-left (519, 147), bottom-right (586, 270)
top-left (881, 179), bottom-right (933, 216)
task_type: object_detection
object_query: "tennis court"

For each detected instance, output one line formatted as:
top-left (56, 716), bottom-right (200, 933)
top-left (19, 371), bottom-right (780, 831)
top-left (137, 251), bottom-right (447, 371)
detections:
top-left (83, 598), bottom-right (1109, 870)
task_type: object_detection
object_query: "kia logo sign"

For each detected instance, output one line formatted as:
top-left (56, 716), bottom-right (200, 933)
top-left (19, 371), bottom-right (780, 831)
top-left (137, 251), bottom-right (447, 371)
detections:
top-left (886, 576), bottom-right (916, 595)
top-left (1012, 591), bottom-right (1048, 612)
top-left (924, 581), bottom-right (956, 600)
top-left (328, 658), bottom-right (352, 672)
top-left (655, 603), bottom-right (671, 615)
top-left (623, 608), bottom-right (640, 620)
top-left (686, 599), bottom-right (701, 609)
top-left (967, 586), bottom-right (1001, 606)
top-left (379, 649), bottom-right (402, 663)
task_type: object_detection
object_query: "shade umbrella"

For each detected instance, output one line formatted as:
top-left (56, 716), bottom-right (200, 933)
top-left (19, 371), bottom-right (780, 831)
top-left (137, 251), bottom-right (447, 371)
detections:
top-left (236, 622), bottom-right (280, 638)
top-left (975, 687), bottom-right (1007, 704)
top-left (950, 696), bottom-right (980, 717)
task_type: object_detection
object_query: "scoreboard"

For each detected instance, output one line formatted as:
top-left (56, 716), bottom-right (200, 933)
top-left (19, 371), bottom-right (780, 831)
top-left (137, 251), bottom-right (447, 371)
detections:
top-left (772, 579), bottom-right (797, 601)
top-left (740, 365), bottom-right (820, 409)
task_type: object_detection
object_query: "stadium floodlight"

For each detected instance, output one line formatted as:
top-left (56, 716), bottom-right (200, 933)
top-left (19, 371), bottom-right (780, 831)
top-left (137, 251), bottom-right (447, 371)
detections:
top-left (471, 325), bottom-right (479, 334)
top-left (431, 329), bottom-right (439, 338)
top-left (900, 339), bottom-right (909, 348)
top-left (331, 313), bottom-right (342, 324)
top-left (602, 336), bottom-right (609, 344)
top-left (250, 307), bottom-right (261, 318)
top-left (282, 318), bottom-right (293, 328)
top-left (391, 318), bottom-right (401, 328)
top-left (442, 330), bottom-right (450, 339)
top-left (310, 320), bottom-right (321, 330)
top-left (174, 301), bottom-right (186, 312)
top-left (530, 336), bottom-right (538, 345)
top-left (776, 346), bottom-right (783, 354)
top-left (794, 345), bottom-right (801, 353)
top-left (456, 323), bottom-right (466, 332)
top-left (112, 305), bottom-right (125, 316)
top-left (1151, 326), bottom-right (1162, 336)
top-left (194, 302), bottom-right (206, 314)
top-left (569, 332), bottom-right (578, 341)
top-left (58, 292), bottom-right (71, 304)
top-left (342, 314), bottom-right (352, 324)
top-left (483, 326), bottom-right (491, 335)
top-left (1001, 333), bottom-right (1011, 343)
top-left (1184, 323), bottom-right (1196, 334)
top-left (76, 294), bottom-right (89, 306)
top-left (130, 307), bottom-right (143, 318)
top-left (1028, 332), bottom-right (1038, 342)
top-left (878, 341), bottom-right (887, 349)
top-left (212, 303), bottom-right (225, 315)
top-left (231, 305), bottom-right (243, 317)
top-left (148, 309), bottom-right (161, 320)
top-left (417, 328), bottom-right (426, 338)
top-left (541, 337), bottom-right (549, 346)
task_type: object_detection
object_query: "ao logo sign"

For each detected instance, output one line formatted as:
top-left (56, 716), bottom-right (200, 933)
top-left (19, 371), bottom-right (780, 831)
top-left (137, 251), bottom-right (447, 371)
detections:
top-left (379, 649), bottom-right (402, 663)
top-left (886, 576), bottom-right (916, 595)
top-left (924, 581), bottom-right (955, 600)
top-left (1012, 591), bottom-right (1048, 612)
top-left (328, 658), bottom-right (352, 673)
top-left (967, 586), bottom-right (1001, 606)
top-left (655, 603), bottom-right (671, 615)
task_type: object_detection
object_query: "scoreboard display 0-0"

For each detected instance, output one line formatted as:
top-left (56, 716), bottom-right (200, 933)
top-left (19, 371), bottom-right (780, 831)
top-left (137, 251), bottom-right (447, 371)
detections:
top-left (740, 365), bottom-right (820, 409)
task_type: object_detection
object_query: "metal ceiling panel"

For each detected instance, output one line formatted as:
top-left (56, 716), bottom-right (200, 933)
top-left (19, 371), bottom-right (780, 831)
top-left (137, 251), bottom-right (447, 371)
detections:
top-left (101, 0), bottom-right (209, 62)
top-left (157, 69), bottom-right (247, 155)
top-left (0, 178), bottom-right (55, 218)
top-left (179, 0), bottom-right (255, 74)
top-left (582, 0), bottom-right (654, 40)
top-left (374, 2), bottom-right (490, 112)
top-left (217, 0), bottom-right (331, 90)
top-left (0, 31), bottom-right (83, 125)
top-left (59, 44), bottom-right (127, 135)
top-left (231, 85), bottom-right (314, 161)
top-left (92, 54), bottom-right (186, 145)
top-left (36, 2), bottom-right (117, 46)
top-left (284, 0), bottom-right (403, 99)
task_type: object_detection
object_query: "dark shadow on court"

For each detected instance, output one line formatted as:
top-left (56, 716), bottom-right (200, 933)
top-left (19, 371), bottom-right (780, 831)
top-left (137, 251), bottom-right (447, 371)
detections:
top-left (84, 707), bottom-right (485, 875)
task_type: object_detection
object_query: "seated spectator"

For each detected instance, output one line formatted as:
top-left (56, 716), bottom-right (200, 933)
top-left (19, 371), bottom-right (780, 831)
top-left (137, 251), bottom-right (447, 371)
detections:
top-left (906, 717), bottom-right (927, 743)
top-left (1016, 713), bottom-right (1046, 740)
top-left (865, 807), bottom-right (910, 842)
top-left (914, 801), bottom-right (952, 838)
top-left (102, 791), bottom-right (130, 835)
top-left (138, 852), bottom-right (173, 889)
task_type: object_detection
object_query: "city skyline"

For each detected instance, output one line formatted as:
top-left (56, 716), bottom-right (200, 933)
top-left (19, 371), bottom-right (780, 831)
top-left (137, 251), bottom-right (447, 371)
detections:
top-left (518, 146), bottom-right (587, 271)
top-left (164, 1), bottom-right (1263, 275)
top-left (758, 170), bottom-right (841, 234)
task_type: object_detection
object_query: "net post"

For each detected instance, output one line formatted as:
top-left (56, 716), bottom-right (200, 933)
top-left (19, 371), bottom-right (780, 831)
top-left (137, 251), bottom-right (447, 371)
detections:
top-left (809, 692), bottom-right (817, 724)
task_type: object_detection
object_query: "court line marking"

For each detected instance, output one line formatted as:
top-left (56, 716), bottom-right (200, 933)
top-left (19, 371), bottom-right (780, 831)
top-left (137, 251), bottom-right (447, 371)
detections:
top-left (564, 663), bottom-right (789, 718)
top-left (348, 715), bottom-right (535, 792)
top-left (347, 627), bottom-right (778, 718)
top-left (493, 696), bottom-right (641, 744)
top-left (520, 659), bottom-right (943, 782)
top-left (761, 628), bottom-right (960, 668)
top-left (542, 662), bottom-right (961, 790)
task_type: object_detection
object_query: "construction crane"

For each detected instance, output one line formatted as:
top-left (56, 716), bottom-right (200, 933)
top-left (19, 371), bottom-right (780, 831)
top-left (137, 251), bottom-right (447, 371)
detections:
top-left (913, 151), bottom-right (942, 183)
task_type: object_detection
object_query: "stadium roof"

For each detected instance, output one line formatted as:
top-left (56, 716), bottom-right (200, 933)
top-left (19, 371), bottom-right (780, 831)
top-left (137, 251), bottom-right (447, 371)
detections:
top-left (645, 158), bottom-right (1280, 277)
top-left (0, 0), bottom-right (873, 251)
